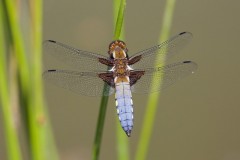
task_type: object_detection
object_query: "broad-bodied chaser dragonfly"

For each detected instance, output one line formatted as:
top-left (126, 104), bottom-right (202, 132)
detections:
top-left (43, 32), bottom-right (197, 137)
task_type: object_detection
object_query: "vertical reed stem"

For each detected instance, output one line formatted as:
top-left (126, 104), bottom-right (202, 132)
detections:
top-left (0, 3), bottom-right (22, 160)
top-left (113, 1), bottom-right (130, 160)
top-left (92, 0), bottom-right (126, 160)
top-left (135, 1), bottom-right (176, 160)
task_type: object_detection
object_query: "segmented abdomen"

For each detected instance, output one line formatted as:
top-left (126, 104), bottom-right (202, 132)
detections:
top-left (115, 81), bottom-right (133, 137)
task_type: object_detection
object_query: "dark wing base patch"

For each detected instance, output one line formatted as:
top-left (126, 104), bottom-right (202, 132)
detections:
top-left (98, 58), bottom-right (114, 66)
top-left (128, 55), bottom-right (142, 65)
top-left (98, 72), bottom-right (115, 87)
top-left (129, 71), bottom-right (145, 86)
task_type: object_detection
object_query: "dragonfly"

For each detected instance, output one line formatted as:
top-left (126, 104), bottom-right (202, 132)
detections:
top-left (43, 31), bottom-right (197, 137)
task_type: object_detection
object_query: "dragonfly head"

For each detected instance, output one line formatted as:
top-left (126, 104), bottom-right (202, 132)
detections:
top-left (108, 40), bottom-right (128, 59)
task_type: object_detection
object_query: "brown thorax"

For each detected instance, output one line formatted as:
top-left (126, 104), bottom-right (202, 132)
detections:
top-left (113, 59), bottom-right (130, 77)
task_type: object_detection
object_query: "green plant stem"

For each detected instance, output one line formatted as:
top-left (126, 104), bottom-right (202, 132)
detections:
top-left (4, 0), bottom-right (39, 159)
top-left (27, 0), bottom-right (44, 159)
top-left (4, 0), bottom-right (58, 159)
top-left (135, 0), bottom-right (176, 160)
top-left (92, 0), bottom-right (126, 160)
top-left (92, 86), bottom-right (109, 160)
top-left (4, 0), bottom-right (30, 95)
top-left (116, 121), bottom-right (129, 160)
top-left (0, 4), bottom-right (22, 160)
top-left (113, 1), bottom-right (129, 160)
top-left (114, 0), bottom-right (126, 40)
top-left (29, 0), bottom-right (59, 160)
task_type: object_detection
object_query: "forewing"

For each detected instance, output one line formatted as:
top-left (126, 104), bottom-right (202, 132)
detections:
top-left (131, 61), bottom-right (197, 94)
top-left (43, 40), bottom-right (110, 72)
top-left (129, 32), bottom-right (193, 69)
top-left (43, 70), bottom-right (114, 96)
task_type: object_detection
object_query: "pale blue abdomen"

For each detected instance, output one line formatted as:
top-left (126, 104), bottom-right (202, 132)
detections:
top-left (115, 82), bottom-right (133, 137)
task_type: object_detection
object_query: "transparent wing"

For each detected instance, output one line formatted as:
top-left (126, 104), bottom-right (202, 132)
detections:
top-left (43, 40), bottom-right (110, 72)
top-left (129, 32), bottom-right (193, 69)
top-left (43, 70), bottom-right (114, 96)
top-left (131, 61), bottom-right (197, 94)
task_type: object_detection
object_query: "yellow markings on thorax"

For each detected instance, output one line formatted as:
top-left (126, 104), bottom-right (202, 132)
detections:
top-left (115, 59), bottom-right (128, 75)
top-left (114, 49), bottom-right (126, 59)
top-left (117, 68), bottom-right (125, 74)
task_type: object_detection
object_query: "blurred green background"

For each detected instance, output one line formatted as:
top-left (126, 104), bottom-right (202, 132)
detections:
top-left (1, 0), bottom-right (240, 160)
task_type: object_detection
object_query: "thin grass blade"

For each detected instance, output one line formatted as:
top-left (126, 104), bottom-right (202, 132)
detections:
top-left (0, 3), bottom-right (22, 160)
top-left (135, 0), bottom-right (176, 160)
top-left (113, 0), bottom-right (130, 160)
top-left (29, 0), bottom-right (59, 159)
top-left (92, 0), bottom-right (127, 160)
